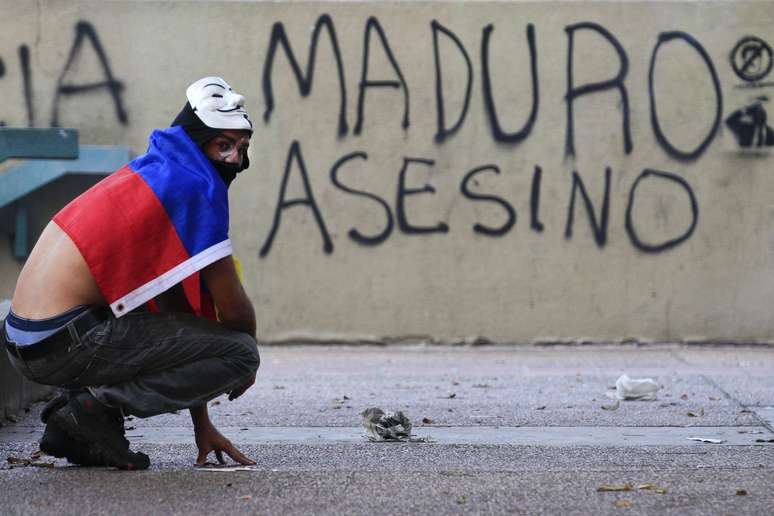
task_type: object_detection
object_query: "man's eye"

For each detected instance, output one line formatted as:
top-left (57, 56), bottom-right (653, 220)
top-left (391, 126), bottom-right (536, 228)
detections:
top-left (219, 143), bottom-right (232, 152)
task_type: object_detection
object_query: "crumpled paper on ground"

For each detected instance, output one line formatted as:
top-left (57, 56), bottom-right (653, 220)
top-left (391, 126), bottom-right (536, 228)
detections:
top-left (615, 374), bottom-right (660, 400)
top-left (361, 407), bottom-right (413, 441)
top-left (602, 374), bottom-right (660, 410)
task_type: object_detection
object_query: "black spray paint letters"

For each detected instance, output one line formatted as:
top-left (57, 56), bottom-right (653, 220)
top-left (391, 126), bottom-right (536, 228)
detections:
top-left (564, 167), bottom-right (611, 247)
top-left (530, 166), bottom-right (545, 233)
top-left (262, 14), bottom-right (349, 137)
top-left (260, 15), bottom-right (726, 162)
top-left (432, 20), bottom-right (472, 143)
top-left (354, 17), bottom-right (410, 135)
top-left (330, 151), bottom-right (394, 245)
top-left (396, 158), bottom-right (449, 235)
top-left (259, 142), bottom-right (699, 257)
top-left (0, 21), bottom-right (126, 128)
top-left (481, 23), bottom-right (539, 144)
top-left (648, 32), bottom-right (722, 162)
top-left (460, 165), bottom-right (516, 236)
top-left (625, 169), bottom-right (698, 253)
top-left (0, 56), bottom-right (4, 126)
top-left (52, 21), bottom-right (127, 127)
top-left (260, 141), bottom-right (334, 257)
top-left (19, 45), bottom-right (33, 128)
top-left (565, 22), bottom-right (631, 158)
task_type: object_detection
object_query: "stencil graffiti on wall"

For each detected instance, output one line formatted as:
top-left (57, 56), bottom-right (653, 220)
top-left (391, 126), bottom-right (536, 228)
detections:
top-left (727, 36), bottom-right (774, 150)
top-left (731, 36), bottom-right (773, 85)
top-left (726, 97), bottom-right (774, 149)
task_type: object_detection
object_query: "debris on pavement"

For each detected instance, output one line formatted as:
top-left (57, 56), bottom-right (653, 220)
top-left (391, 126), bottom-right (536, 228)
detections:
top-left (602, 374), bottom-right (660, 409)
top-left (598, 482), bottom-right (668, 494)
top-left (239, 495), bottom-right (253, 501)
top-left (687, 437), bottom-right (725, 444)
top-left (614, 374), bottom-right (659, 401)
top-left (736, 489), bottom-right (748, 496)
top-left (361, 408), bottom-right (412, 441)
top-left (597, 484), bottom-right (633, 492)
top-left (687, 408), bottom-right (705, 417)
top-left (614, 499), bottom-right (633, 509)
top-left (6, 456), bottom-right (55, 468)
top-left (636, 483), bottom-right (667, 493)
top-left (755, 438), bottom-right (774, 443)
top-left (422, 417), bottom-right (434, 424)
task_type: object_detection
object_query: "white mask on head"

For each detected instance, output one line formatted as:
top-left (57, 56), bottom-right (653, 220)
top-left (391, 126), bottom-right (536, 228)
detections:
top-left (185, 76), bottom-right (253, 131)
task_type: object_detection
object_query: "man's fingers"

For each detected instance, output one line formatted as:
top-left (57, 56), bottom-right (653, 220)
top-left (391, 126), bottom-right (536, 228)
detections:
top-left (195, 449), bottom-right (209, 467)
top-left (216, 450), bottom-right (226, 464)
top-left (225, 444), bottom-right (256, 466)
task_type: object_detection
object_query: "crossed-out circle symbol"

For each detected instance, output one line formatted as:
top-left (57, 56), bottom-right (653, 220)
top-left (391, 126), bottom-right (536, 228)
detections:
top-left (731, 36), bottom-right (773, 82)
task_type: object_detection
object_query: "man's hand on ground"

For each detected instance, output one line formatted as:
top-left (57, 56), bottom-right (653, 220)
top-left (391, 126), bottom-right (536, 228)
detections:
top-left (194, 423), bottom-right (255, 467)
top-left (228, 373), bottom-right (256, 401)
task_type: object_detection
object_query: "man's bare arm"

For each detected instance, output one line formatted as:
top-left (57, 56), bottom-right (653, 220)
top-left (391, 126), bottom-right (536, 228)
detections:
top-left (200, 256), bottom-right (256, 338)
top-left (190, 256), bottom-right (257, 466)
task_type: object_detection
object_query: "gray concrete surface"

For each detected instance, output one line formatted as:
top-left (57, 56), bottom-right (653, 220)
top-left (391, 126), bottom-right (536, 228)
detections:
top-left (1, 345), bottom-right (773, 515)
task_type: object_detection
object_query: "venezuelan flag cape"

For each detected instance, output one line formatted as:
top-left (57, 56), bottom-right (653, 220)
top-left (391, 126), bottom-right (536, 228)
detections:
top-left (53, 126), bottom-right (231, 318)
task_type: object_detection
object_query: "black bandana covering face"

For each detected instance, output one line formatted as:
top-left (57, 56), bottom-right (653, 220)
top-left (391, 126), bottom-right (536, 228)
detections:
top-left (210, 160), bottom-right (243, 188)
top-left (171, 76), bottom-right (253, 188)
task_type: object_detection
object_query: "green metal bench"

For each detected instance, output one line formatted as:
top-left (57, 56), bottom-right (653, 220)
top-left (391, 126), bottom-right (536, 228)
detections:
top-left (0, 128), bottom-right (130, 258)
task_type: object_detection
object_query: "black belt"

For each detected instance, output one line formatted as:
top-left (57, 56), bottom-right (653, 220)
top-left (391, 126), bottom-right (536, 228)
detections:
top-left (4, 306), bottom-right (111, 361)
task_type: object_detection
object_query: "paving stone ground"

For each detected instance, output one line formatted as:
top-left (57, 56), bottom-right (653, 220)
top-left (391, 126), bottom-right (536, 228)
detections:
top-left (1, 345), bottom-right (773, 515)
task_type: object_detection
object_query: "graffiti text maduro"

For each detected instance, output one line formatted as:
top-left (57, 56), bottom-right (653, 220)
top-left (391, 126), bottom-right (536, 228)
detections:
top-left (263, 16), bottom-right (722, 161)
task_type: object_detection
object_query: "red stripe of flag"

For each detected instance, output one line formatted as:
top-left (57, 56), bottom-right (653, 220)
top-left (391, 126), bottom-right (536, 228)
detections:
top-left (54, 166), bottom-right (190, 304)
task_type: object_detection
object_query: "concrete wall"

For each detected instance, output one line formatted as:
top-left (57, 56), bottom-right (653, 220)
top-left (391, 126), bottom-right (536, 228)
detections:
top-left (0, 1), bottom-right (773, 343)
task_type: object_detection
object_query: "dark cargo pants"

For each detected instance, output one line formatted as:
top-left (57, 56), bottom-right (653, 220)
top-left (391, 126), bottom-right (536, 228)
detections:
top-left (3, 309), bottom-right (259, 418)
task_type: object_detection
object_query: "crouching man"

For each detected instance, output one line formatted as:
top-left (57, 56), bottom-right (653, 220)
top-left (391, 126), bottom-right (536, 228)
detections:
top-left (1, 77), bottom-right (260, 470)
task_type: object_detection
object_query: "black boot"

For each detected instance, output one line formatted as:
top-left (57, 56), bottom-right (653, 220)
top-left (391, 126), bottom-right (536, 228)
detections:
top-left (39, 391), bottom-right (99, 466)
top-left (48, 392), bottom-right (149, 470)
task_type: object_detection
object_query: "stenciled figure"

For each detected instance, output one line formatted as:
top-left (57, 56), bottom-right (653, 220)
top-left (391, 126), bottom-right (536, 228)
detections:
top-left (726, 96), bottom-right (774, 148)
